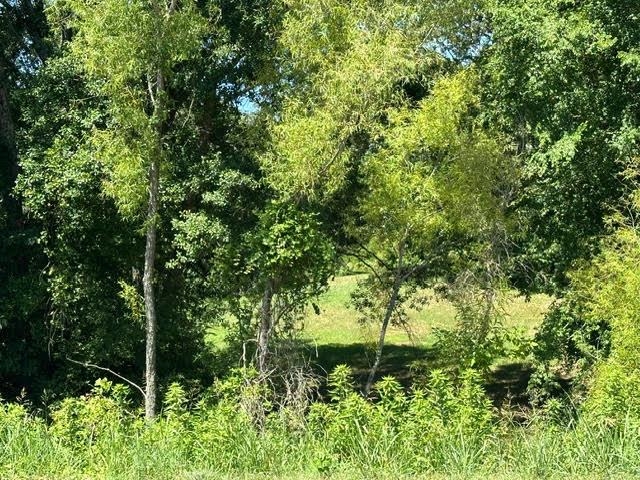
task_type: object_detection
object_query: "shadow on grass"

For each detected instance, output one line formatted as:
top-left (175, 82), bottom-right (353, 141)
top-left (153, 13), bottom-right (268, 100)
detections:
top-left (305, 342), bottom-right (434, 390)
top-left (298, 341), bottom-right (538, 409)
top-left (485, 362), bottom-right (534, 409)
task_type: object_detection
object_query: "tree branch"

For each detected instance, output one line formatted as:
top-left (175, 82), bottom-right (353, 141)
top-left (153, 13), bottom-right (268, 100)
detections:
top-left (341, 248), bottom-right (385, 285)
top-left (147, 74), bottom-right (156, 107)
top-left (66, 357), bottom-right (147, 400)
top-left (355, 240), bottom-right (394, 271)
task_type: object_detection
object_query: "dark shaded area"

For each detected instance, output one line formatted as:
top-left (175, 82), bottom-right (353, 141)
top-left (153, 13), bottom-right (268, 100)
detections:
top-left (301, 341), bottom-right (537, 408)
top-left (306, 342), bottom-right (433, 392)
top-left (484, 362), bottom-right (534, 409)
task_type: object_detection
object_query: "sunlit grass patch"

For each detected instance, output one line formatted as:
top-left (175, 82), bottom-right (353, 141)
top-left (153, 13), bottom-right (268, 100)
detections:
top-left (303, 274), bottom-right (552, 347)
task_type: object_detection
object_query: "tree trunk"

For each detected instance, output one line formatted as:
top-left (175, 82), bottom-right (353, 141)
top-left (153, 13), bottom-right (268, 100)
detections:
top-left (143, 62), bottom-right (168, 420)
top-left (141, 0), bottom-right (179, 420)
top-left (364, 275), bottom-right (402, 396)
top-left (257, 278), bottom-right (274, 375)
top-left (143, 155), bottom-right (159, 420)
top-left (364, 241), bottom-right (406, 396)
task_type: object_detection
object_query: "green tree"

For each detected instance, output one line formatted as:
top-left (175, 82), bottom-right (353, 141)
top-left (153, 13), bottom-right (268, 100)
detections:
top-left (16, 53), bottom-right (146, 398)
top-left (482, 0), bottom-right (640, 292)
top-left (481, 0), bottom-right (640, 401)
top-left (249, 202), bottom-right (334, 373)
top-left (355, 71), bottom-right (509, 392)
top-left (171, 165), bottom-right (336, 376)
top-left (160, 1), bottom-right (330, 377)
top-left (0, 0), bottom-right (52, 398)
top-left (266, 0), bottom-right (511, 392)
top-left (66, 0), bottom-right (207, 419)
top-left (7, 0), bottom-right (284, 402)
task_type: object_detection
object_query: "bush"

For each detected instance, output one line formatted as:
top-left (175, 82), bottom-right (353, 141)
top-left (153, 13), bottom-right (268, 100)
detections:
top-left (2, 366), bottom-right (640, 478)
top-left (49, 378), bottom-right (133, 447)
top-left (571, 228), bottom-right (640, 424)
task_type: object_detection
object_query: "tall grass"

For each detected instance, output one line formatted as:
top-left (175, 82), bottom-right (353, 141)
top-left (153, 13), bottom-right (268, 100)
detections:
top-left (1, 371), bottom-right (639, 480)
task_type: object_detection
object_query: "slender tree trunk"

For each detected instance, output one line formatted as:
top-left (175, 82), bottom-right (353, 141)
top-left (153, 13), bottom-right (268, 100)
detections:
top-left (364, 241), bottom-right (406, 396)
top-left (141, 0), bottom-right (179, 421)
top-left (143, 155), bottom-right (159, 420)
top-left (143, 62), bottom-right (168, 420)
top-left (257, 278), bottom-right (274, 375)
top-left (364, 275), bottom-right (401, 396)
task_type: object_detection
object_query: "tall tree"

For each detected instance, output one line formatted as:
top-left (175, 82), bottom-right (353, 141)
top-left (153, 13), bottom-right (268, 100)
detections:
top-left (478, 0), bottom-right (640, 403)
top-left (67, 0), bottom-right (207, 419)
top-left (355, 71), bottom-right (509, 393)
top-left (6, 0), bottom-right (284, 401)
top-left (0, 0), bottom-right (51, 398)
top-left (482, 0), bottom-right (640, 293)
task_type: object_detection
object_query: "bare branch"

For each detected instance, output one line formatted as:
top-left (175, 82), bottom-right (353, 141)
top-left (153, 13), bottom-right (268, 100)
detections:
top-left (66, 357), bottom-right (147, 400)
top-left (340, 248), bottom-right (386, 285)
top-left (147, 74), bottom-right (156, 107)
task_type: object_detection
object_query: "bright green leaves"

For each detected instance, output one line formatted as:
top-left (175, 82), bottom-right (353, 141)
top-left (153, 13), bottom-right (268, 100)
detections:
top-left (281, 0), bottom-right (361, 70)
top-left (264, 105), bottom-right (354, 198)
top-left (281, 0), bottom-right (425, 77)
top-left (90, 130), bottom-right (149, 218)
top-left (357, 69), bottom-right (508, 250)
top-left (566, 226), bottom-right (640, 422)
top-left (265, 0), bottom-right (511, 391)
top-left (388, 70), bottom-right (479, 152)
top-left (264, 0), bottom-right (439, 200)
top-left (66, 0), bottom-right (208, 218)
top-left (67, 0), bottom-right (155, 94)
top-left (266, 0), bottom-right (507, 224)
top-left (248, 202), bottom-right (334, 291)
top-left (619, 49), bottom-right (640, 70)
top-left (68, 0), bottom-right (206, 98)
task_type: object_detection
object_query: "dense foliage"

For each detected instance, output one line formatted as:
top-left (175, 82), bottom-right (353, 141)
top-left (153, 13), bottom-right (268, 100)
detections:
top-left (2, 0), bottom-right (640, 476)
top-left (2, 369), bottom-right (640, 479)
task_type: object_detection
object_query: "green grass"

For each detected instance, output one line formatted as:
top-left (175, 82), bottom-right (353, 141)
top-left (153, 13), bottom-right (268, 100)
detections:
top-left (4, 278), bottom-right (639, 480)
top-left (3, 396), bottom-right (640, 480)
top-left (203, 275), bottom-right (552, 399)
top-left (302, 275), bottom-right (551, 347)
top-left (296, 275), bottom-right (553, 398)
top-left (303, 275), bottom-right (551, 347)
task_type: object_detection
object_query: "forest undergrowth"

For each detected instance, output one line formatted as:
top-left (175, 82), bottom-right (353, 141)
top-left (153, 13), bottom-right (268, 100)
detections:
top-left (1, 367), bottom-right (639, 480)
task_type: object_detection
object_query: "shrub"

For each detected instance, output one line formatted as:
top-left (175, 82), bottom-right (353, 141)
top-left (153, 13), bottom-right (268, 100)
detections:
top-left (49, 378), bottom-right (132, 447)
top-left (566, 227), bottom-right (640, 424)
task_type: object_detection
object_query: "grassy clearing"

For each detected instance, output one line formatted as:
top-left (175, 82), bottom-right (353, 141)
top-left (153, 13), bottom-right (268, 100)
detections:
top-left (206, 275), bottom-right (551, 399)
top-left (300, 275), bottom-right (551, 394)
top-left (302, 275), bottom-right (552, 347)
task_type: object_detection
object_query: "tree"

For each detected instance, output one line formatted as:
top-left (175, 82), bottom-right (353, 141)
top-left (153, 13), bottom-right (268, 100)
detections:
top-left (0, 0), bottom-right (52, 399)
top-left (481, 0), bottom-right (640, 293)
top-left (249, 202), bottom-right (335, 374)
top-left (265, 0), bottom-right (511, 393)
top-left (171, 164), bottom-right (336, 377)
top-left (4, 0), bottom-right (285, 402)
top-left (355, 71), bottom-right (509, 393)
top-left (481, 0), bottom-right (640, 402)
top-left (16, 53), bottom-right (146, 398)
top-left (67, 0), bottom-right (207, 419)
